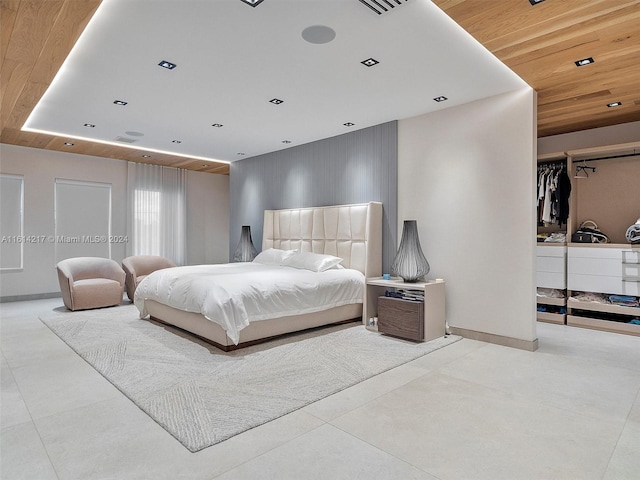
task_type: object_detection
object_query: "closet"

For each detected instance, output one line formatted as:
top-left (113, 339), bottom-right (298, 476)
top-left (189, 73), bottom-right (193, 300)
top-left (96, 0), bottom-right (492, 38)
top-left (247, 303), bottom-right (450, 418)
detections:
top-left (536, 153), bottom-right (570, 325)
top-left (536, 141), bottom-right (640, 336)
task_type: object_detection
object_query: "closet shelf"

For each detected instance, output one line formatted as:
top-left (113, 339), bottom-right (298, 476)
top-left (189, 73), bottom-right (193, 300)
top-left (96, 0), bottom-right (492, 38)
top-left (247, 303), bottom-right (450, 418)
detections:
top-left (537, 296), bottom-right (566, 307)
top-left (537, 312), bottom-right (565, 325)
top-left (567, 315), bottom-right (640, 337)
top-left (568, 243), bottom-right (640, 249)
top-left (567, 298), bottom-right (640, 316)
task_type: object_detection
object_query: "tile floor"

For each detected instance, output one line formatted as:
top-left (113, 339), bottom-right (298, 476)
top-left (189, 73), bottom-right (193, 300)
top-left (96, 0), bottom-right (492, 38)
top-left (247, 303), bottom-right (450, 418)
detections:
top-left (1, 298), bottom-right (639, 480)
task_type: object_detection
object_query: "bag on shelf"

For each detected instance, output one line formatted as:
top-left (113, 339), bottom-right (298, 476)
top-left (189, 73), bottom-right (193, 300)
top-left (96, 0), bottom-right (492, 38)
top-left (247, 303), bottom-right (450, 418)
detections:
top-left (571, 220), bottom-right (609, 244)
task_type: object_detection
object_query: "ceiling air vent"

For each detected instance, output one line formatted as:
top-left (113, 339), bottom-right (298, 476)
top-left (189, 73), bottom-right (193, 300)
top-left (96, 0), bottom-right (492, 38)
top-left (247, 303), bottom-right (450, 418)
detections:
top-left (115, 136), bottom-right (138, 144)
top-left (357, 0), bottom-right (412, 15)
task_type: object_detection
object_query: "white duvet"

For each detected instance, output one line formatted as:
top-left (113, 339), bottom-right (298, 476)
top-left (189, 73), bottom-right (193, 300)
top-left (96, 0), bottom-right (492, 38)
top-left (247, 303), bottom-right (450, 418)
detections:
top-left (134, 263), bottom-right (365, 345)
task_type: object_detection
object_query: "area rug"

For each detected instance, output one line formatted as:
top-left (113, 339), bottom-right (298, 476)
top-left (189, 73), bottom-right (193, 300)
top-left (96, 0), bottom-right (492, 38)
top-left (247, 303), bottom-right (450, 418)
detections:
top-left (41, 305), bottom-right (460, 452)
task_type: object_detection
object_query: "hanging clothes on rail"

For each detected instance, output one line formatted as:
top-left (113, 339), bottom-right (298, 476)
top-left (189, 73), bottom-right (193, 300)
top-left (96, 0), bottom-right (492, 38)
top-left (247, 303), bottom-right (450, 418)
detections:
top-left (537, 162), bottom-right (570, 227)
top-left (556, 167), bottom-right (571, 227)
top-left (542, 169), bottom-right (554, 223)
top-left (537, 168), bottom-right (548, 224)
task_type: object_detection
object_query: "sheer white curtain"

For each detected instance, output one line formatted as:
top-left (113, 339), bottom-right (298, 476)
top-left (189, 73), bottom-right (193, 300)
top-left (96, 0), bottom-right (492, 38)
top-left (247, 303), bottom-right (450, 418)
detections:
top-left (127, 162), bottom-right (186, 265)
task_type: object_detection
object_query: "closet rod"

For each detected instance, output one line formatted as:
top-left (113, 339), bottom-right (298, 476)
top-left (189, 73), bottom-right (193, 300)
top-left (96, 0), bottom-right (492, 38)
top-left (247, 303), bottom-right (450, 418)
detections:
top-left (538, 157), bottom-right (567, 164)
top-left (575, 151), bottom-right (640, 163)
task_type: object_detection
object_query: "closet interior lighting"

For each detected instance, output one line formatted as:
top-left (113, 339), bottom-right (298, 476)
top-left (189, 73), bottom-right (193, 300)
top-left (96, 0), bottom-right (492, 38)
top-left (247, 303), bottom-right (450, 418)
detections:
top-left (574, 57), bottom-right (594, 67)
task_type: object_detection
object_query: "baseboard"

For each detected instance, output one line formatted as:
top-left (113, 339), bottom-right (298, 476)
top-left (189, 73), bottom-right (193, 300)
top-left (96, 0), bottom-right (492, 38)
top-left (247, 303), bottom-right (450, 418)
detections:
top-left (0, 292), bottom-right (61, 303)
top-left (449, 326), bottom-right (538, 352)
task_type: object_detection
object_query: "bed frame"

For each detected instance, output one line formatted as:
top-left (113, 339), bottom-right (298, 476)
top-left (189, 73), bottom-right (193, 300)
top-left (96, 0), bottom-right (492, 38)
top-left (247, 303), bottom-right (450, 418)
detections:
top-left (146, 202), bottom-right (383, 351)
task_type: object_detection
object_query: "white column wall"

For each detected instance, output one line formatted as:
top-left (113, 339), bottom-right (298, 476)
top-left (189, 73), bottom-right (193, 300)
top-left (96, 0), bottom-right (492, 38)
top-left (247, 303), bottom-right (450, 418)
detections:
top-left (0, 144), bottom-right (229, 299)
top-left (397, 88), bottom-right (537, 343)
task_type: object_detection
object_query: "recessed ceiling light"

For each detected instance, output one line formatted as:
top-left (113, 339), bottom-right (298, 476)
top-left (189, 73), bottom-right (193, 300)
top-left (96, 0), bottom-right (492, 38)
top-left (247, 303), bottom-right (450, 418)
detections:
top-left (239, 0), bottom-right (265, 6)
top-left (64, 142), bottom-right (74, 146)
top-left (282, 140), bottom-right (292, 144)
top-left (172, 140), bottom-right (182, 144)
top-left (211, 123), bottom-right (223, 128)
top-left (142, 154), bottom-right (151, 158)
top-left (361, 58), bottom-right (379, 67)
top-left (269, 98), bottom-right (284, 105)
top-left (344, 122), bottom-right (355, 127)
top-left (113, 100), bottom-right (128, 106)
top-left (84, 123), bottom-right (95, 128)
top-left (433, 96), bottom-right (448, 102)
top-left (158, 60), bottom-right (177, 70)
top-left (607, 101), bottom-right (622, 107)
top-left (574, 57), bottom-right (594, 67)
top-left (529, 0), bottom-right (545, 5)
top-left (126, 131), bottom-right (144, 137)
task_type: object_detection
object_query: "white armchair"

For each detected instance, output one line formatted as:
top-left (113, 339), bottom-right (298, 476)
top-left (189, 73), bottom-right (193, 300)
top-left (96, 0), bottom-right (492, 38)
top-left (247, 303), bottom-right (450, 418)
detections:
top-left (122, 255), bottom-right (177, 301)
top-left (57, 257), bottom-right (125, 311)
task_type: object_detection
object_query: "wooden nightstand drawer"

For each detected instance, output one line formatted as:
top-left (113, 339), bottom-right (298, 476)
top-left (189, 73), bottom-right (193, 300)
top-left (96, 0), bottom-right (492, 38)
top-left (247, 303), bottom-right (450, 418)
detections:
top-left (377, 296), bottom-right (424, 341)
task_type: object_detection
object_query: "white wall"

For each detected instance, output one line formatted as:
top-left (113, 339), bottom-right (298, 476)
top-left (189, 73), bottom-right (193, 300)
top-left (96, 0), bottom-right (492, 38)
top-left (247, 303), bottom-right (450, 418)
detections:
top-left (538, 120), bottom-right (640, 155)
top-left (398, 88), bottom-right (537, 344)
top-left (0, 144), bottom-right (229, 299)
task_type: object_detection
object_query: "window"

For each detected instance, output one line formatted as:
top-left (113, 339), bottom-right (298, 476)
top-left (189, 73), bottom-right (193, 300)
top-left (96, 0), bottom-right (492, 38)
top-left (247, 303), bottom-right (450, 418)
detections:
top-left (0, 174), bottom-right (24, 270)
top-left (133, 189), bottom-right (161, 255)
top-left (54, 179), bottom-right (112, 263)
top-left (127, 162), bottom-right (186, 265)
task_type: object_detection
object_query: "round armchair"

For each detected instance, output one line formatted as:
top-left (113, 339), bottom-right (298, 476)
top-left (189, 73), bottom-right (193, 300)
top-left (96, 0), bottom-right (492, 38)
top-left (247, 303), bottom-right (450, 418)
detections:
top-left (56, 257), bottom-right (126, 311)
top-left (122, 255), bottom-right (177, 301)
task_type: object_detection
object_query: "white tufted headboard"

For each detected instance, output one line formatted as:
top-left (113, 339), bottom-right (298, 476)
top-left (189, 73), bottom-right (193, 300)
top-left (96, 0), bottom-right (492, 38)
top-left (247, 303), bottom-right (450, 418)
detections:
top-left (262, 202), bottom-right (382, 277)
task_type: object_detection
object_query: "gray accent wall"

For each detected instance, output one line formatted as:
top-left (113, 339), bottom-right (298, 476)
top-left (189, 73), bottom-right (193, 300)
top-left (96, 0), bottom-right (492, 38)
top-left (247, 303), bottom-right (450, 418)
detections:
top-left (230, 121), bottom-right (397, 272)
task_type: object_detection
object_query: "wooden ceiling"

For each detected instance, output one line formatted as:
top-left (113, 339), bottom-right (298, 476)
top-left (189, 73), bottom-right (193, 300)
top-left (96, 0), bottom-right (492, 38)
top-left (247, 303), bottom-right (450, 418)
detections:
top-left (434, 0), bottom-right (640, 137)
top-left (1, 0), bottom-right (639, 174)
top-left (0, 0), bottom-right (229, 175)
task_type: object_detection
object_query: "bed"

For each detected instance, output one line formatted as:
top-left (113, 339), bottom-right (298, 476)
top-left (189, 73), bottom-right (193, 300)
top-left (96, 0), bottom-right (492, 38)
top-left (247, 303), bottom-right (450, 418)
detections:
top-left (135, 202), bottom-right (382, 351)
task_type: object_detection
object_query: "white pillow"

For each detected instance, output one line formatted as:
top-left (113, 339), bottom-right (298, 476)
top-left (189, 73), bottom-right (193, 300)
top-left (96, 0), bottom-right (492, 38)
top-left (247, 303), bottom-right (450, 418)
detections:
top-left (283, 251), bottom-right (343, 272)
top-left (253, 248), bottom-right (296, 265)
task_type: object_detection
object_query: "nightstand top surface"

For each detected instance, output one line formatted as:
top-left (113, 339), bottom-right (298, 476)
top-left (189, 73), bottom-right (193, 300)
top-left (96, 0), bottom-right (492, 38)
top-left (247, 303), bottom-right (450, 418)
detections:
top-left (366, 277), bottom-right (445, 290)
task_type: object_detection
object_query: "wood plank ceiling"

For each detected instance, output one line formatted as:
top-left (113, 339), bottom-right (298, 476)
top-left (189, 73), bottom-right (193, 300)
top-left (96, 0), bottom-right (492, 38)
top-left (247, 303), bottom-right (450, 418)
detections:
top-left (0, 0), bottom-right (229, 175)
top-left (434, 0), bottom-right (640, 137)
top-left (1, 0), bottom-right (639, 174)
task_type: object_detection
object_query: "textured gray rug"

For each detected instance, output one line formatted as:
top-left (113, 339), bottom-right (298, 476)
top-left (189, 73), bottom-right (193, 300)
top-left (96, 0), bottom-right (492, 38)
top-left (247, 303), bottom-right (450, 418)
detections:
top-left (41, 304), bottom-right (459, 452)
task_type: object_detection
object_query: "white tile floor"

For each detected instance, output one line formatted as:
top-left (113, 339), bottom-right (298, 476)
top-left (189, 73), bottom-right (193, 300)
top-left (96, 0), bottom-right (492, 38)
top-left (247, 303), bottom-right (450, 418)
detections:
top-left (1, 298), bottom-right (639, 480)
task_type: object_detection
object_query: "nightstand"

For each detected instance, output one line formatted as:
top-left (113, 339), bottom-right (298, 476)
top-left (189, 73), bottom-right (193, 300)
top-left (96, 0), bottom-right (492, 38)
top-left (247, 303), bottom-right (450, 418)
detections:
top-left (364, 277), bottom-right (446, 342)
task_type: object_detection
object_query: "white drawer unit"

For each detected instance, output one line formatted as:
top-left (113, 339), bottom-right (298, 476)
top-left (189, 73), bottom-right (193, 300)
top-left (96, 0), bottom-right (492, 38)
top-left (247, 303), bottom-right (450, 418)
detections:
top-left (537, 271), bottom-right (566, 290)
top-left (568, 273), bottom-right (640, 296)
top-left (569, 246), bottom-right (626, 261)
top-left (568, 257), bottom-right (622, 277)
top-left (536, 245), bottom-right (567, 258)
top-left (536, 245), bottom-right (567, 289)
top-left (568, 246), bottom-right (640, 295)
top-left (622, 250), bottom-right (640, 264)
top-left (622, 263), bottom-right (640, 281)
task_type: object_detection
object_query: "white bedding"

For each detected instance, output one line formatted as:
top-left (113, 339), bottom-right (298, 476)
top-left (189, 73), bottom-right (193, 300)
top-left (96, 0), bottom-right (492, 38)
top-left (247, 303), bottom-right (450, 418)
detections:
top-left (134, 263), bottom-right (365, 345)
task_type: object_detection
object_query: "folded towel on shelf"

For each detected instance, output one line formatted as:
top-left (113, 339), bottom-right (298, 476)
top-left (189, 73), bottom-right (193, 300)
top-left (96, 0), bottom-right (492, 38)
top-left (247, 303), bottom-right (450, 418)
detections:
top-left (537, 288), bottom-right (565, 298)
top-left (570, 292), bottom-right (610, 304)
top-left (544, 232), bottom-right (566, 243)
top-left (608, 295), bottom-right (639, 307)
